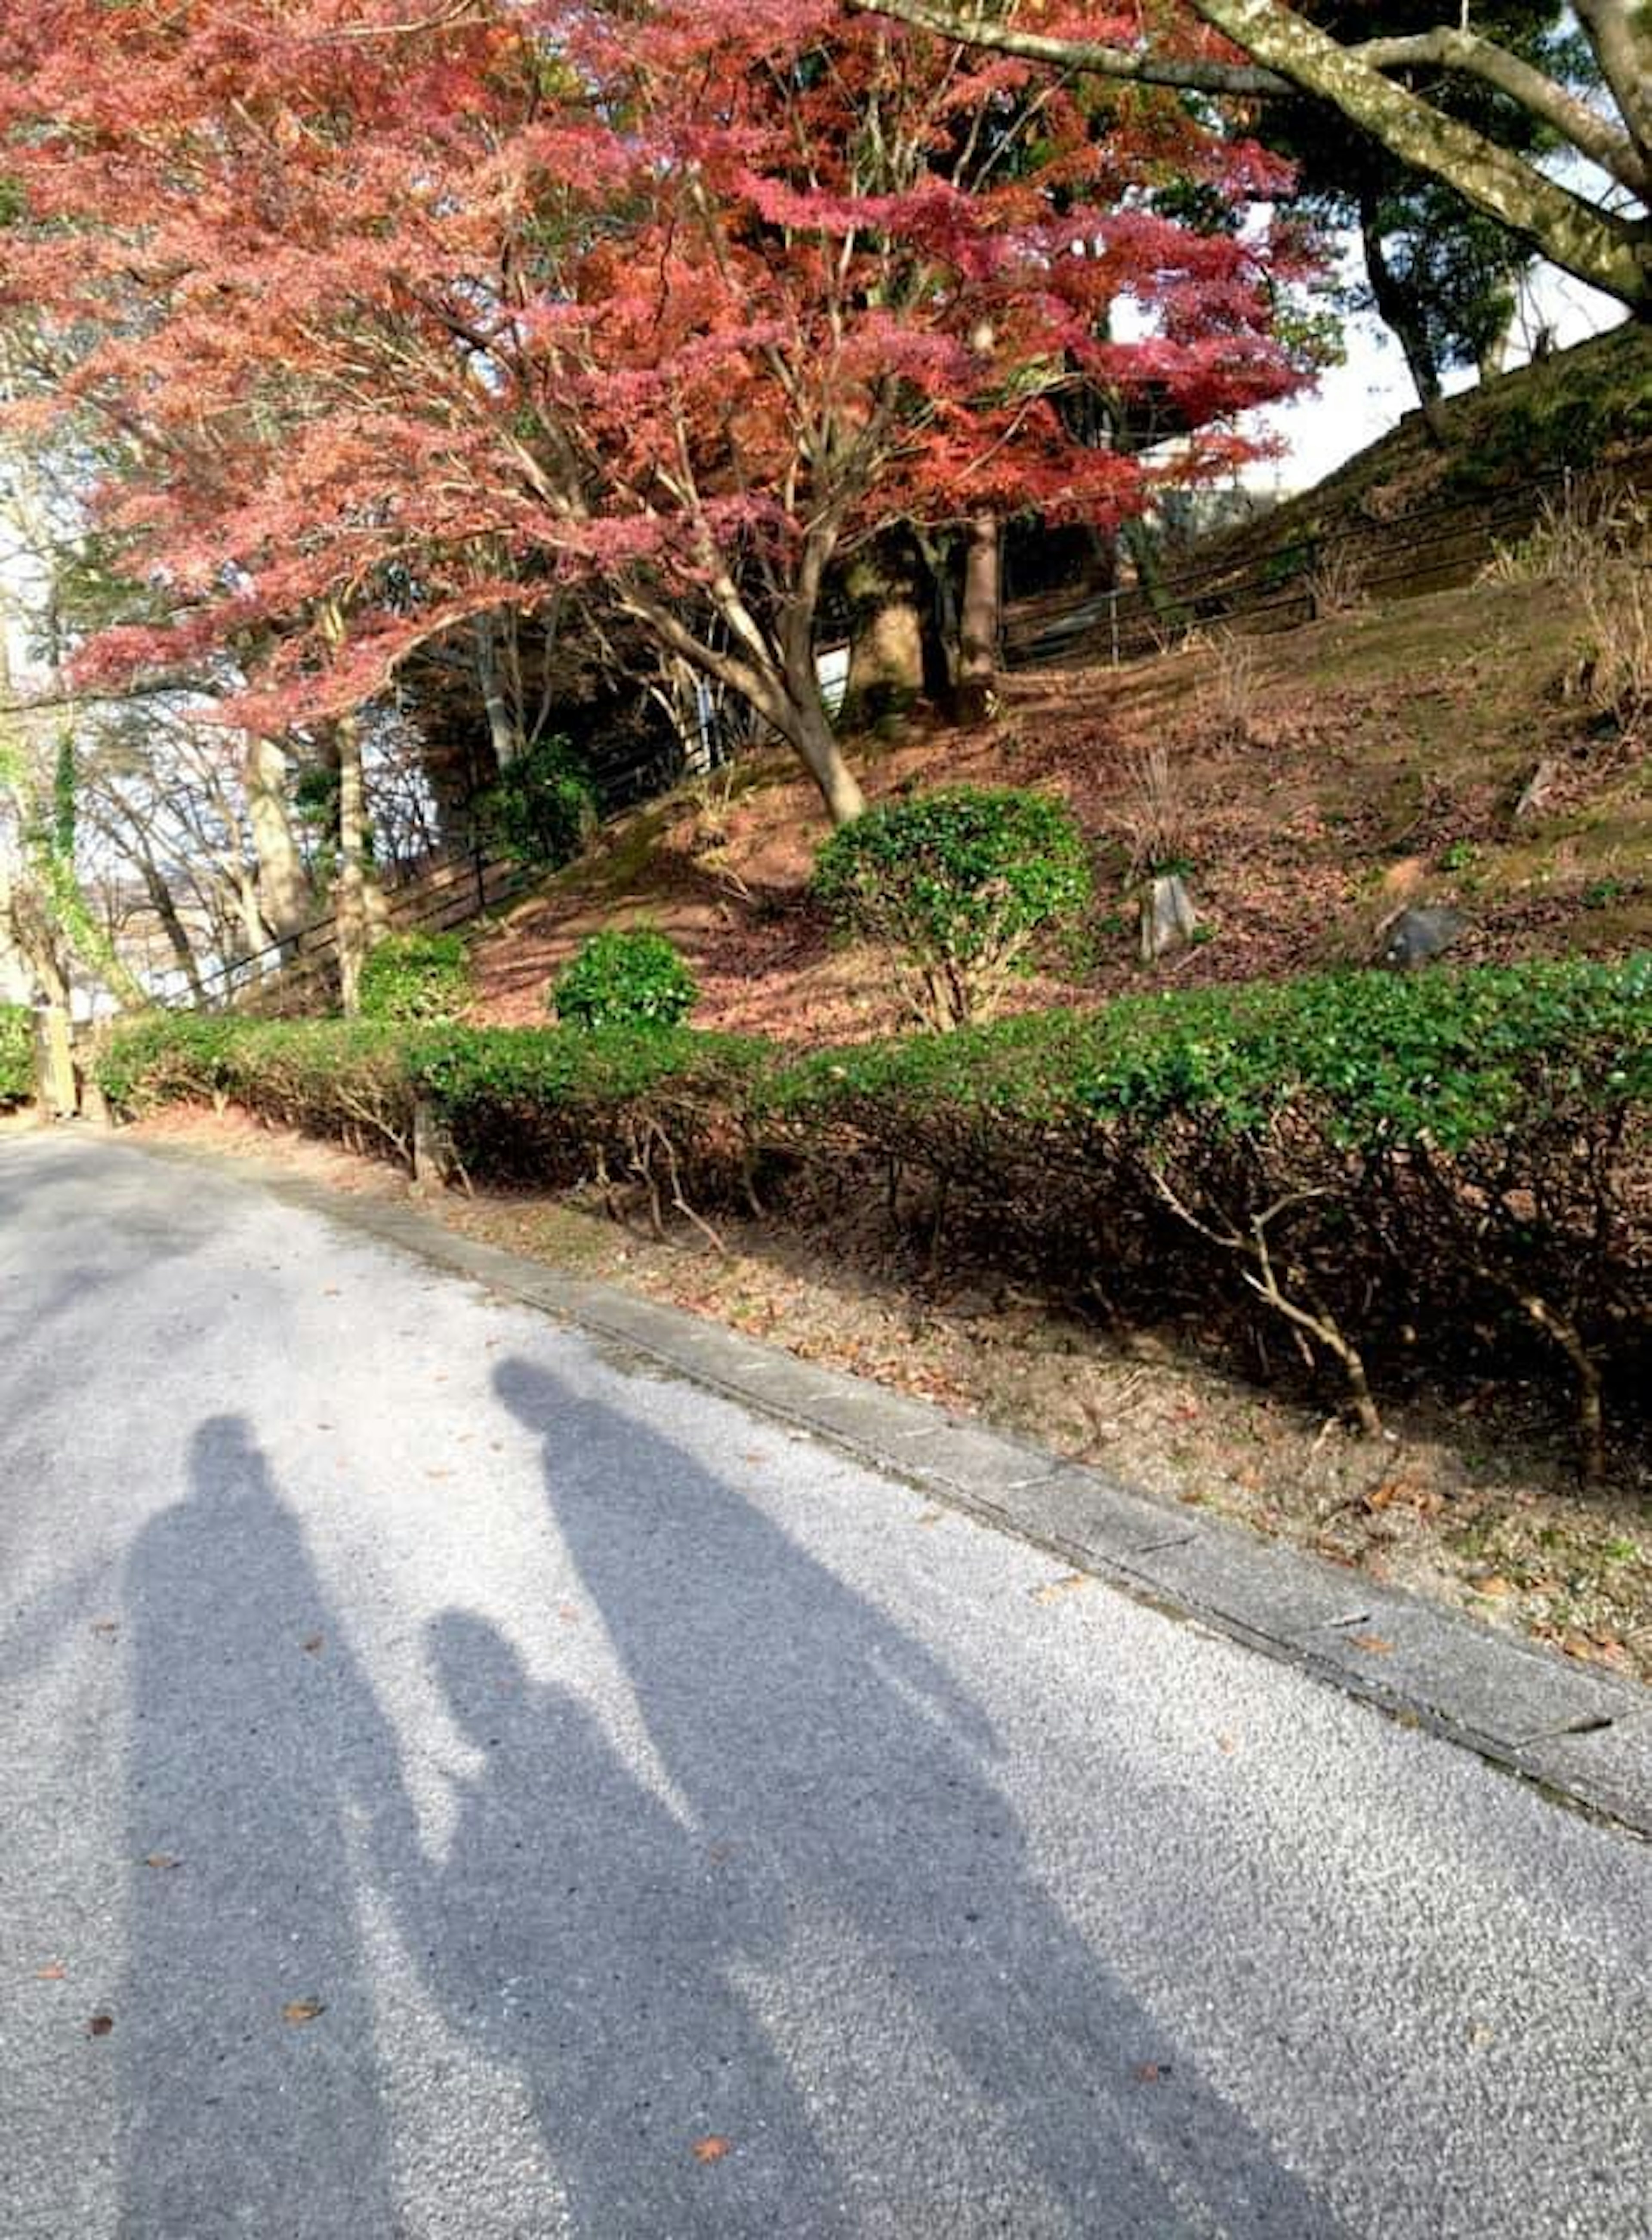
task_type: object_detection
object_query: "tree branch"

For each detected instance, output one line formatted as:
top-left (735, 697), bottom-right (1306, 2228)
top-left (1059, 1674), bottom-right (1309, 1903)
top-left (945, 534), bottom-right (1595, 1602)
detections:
top-left (854, 0), bottom-right (1651, 308)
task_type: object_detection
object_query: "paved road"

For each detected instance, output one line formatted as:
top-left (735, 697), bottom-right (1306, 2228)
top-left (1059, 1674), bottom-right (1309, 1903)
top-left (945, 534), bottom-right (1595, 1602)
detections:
top-left (1, 1131), bottom-right (1647, 2240)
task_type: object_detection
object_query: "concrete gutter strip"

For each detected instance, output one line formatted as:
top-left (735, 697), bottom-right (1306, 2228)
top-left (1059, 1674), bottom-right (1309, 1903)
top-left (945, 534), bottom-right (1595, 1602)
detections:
top-left (123, 1132), bottom-right (1652, 1839)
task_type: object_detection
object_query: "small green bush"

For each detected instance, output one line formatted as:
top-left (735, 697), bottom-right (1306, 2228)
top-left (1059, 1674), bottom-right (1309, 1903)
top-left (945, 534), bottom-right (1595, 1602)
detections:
top-left (811, 786), bottom-right (1092, 1026)
top-left (359, 931), bottom-right (472, 1023)
top-left (0, 1002), bottom-right (33, 1106)
top-left (552, 928), bottom-right (698, 1033)
top-left (91, 956), bottom-right (1649, 1474)
top-left (476, 736), bottom-right (599, 871)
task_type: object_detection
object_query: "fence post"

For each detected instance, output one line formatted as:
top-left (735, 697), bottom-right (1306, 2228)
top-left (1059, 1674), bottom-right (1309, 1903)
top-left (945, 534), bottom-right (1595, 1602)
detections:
top-left (1109, 589), bottom-right (1120, 666)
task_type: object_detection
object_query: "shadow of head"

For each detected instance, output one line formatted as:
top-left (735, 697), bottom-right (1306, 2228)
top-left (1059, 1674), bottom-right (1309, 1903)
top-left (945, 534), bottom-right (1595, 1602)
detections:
top-left (428, 1608), bottom-right (528, 1747)
top-left (189, 1413), bottom-right (270, 1492)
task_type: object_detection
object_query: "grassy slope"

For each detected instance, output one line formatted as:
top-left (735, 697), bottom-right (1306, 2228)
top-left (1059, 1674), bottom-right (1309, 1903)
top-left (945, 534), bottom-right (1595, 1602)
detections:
top-left (470, 567), bottom-right (1647, 1039)
top-left (471, 327), bottom-right (1649, 1037)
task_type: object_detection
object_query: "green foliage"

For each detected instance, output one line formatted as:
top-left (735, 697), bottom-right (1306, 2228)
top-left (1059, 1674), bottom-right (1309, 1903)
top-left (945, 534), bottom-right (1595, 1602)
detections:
top-left (552, 927), bottom-right (698, 1033)
top-left (358, 931), bottom-right (472, 1023)
top-left (811, 786), bottom-right (1093, 1026)
top-left (476, 736), bottom-right (599, 871)
top-left (91, 956), bottom-right (1649, 1466)
top-left (0, 1003), bottom-right (33, 1105)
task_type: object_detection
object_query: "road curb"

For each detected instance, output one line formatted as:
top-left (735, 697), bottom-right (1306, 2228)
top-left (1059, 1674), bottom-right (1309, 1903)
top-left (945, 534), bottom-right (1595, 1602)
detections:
top-left (117, 1130), bottom-right (1652, 1839)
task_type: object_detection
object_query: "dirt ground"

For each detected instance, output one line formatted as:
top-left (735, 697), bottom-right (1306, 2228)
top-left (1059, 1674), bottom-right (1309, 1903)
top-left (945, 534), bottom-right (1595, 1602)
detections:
top-left (126, 1101), bottom-right (1652, 1684)
top-left (469, 575), bottom-right (1649, 1047)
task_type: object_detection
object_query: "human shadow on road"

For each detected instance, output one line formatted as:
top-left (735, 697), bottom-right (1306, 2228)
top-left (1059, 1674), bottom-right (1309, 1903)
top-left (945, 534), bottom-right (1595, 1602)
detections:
top-left (118, 1416), bottom-right (400, 2240)
top-left (385, 1608), bottom-right (840, 2235)
top-left (484, 1354), bottom-right (1349, 2239)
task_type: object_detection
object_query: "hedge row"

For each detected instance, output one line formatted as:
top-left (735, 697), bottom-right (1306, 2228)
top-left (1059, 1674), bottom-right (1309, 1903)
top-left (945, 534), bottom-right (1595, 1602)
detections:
top-left (95, 958), bottom-right (1650, 1472)
top-left (0, 1002), bottom-right (32, 1106)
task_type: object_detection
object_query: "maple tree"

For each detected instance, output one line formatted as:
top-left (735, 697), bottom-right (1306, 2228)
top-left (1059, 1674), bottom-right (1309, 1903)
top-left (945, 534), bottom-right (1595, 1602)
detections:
top-left (0, 0), bottom-right (1317, 827)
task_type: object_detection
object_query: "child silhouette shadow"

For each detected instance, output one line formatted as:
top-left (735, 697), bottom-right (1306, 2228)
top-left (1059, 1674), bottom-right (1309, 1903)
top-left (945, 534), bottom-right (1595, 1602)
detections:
top-left (387, 1608), bottom-right (840, 2237)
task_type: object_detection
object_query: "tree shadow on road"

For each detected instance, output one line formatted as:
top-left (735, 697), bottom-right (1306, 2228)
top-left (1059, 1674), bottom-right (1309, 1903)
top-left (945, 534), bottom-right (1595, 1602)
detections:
top-left (118, 1415), bottom-right (399, 2239)
top-left (475, 1352), bottom-right (1350, 2239)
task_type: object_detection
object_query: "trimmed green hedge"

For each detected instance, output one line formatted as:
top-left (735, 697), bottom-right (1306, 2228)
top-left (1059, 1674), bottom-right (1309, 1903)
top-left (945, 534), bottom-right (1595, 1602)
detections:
top-left (94, 957), bottom-right (1650, 1470)
top-left (0, 1002), bottom-right (32, 1106)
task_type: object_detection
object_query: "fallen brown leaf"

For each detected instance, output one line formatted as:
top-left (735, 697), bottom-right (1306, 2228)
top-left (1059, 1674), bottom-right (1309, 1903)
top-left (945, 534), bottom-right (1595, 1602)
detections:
top-left (1350, 1633), bottom-right (1395, 1655)
top-left (1031, 1573), bottom-right (1091, 1605)
top-left (1134, 2062), bottom-right (1169, 2083)
top-left (35, 1961), bottom-right (66, 1981)
top-left (142, 1853), bottom-right (182, 1871)
top-left (88, 2014), bottom-right (113, 2037)
top-left (301, 1634), bottom-right (324, 1654)
top-left (282, 2000), bottom-right (325, 2025)
top-left (691, 2137), bottom-right (731, 2164)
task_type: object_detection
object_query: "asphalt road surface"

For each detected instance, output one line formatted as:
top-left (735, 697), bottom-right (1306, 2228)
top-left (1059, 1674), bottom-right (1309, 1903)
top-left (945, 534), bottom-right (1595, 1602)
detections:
top-left (2, 1131), bottom-right (1647, 2240)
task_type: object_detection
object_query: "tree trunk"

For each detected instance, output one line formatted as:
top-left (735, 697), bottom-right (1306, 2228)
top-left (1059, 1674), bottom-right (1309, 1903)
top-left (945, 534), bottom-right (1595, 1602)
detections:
top-left (843, 533), bottom-right (931, 727)
top-left (473, 610), bottom-right (525, 770)
top-left (242, 735), bottom-right (312, 946)
top-left (136, 854), bottom-right (207, 1004)
top-left (780, 653), bottom-right (866, 825)
top-left (1359, 192), bottom-right (1451, 439)
top-left (953, 510), bottom-right (1001, 726)
top-left (333, 713), bottom-right (375, 1016)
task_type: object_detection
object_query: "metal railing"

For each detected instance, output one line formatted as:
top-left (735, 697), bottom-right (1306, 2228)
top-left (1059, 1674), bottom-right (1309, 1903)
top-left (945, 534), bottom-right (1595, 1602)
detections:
top-left (1002, 450), bottom-right (1652, 672)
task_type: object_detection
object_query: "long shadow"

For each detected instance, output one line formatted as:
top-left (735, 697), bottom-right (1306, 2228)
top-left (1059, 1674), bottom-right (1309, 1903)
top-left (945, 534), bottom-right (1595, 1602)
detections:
top-left (384, 1610), bottom-right (840, 2234)
top-left (491, 1354), bottom-right (1349, 2237)
top-left (118, 1417), bottom-right (400, 2238)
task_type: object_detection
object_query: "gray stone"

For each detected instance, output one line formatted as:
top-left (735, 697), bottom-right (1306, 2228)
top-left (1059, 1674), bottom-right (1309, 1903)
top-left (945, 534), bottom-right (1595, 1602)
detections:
top-left (1380, 903), bottom-right (1465, 969)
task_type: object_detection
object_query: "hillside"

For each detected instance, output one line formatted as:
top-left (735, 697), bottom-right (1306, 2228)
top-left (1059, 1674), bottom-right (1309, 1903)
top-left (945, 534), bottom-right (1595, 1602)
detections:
top-left (1174, 320), bottom-right (1652, 584)
top-left (468, 567), bottom-right (1648, 1042)
top-left (1002, 324), bottom-right (1652, 669)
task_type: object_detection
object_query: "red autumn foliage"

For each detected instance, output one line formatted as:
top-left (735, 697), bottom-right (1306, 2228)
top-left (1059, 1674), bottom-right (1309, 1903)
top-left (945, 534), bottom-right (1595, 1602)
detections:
top-left (0, 0), bottom-right (1319, 816)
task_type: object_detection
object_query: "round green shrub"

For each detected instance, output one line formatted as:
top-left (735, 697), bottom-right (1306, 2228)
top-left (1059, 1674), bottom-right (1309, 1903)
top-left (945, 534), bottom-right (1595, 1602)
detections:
top-left (810, 785), bottom-right (1092, 1026)
top-left (0, 1001), bottom-right (33, 1106)
top-left (359, 931), bottom-right (473, 1023)
top-left (477, 736), bottom-right (599, 871)
top-left (552, 928), bottom-right (699, 1033)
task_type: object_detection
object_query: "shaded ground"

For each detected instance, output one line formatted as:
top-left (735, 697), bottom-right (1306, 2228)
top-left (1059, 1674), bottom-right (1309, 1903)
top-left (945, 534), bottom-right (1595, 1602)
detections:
top-left (127, 1103), bottom-right (1652, 1684)
top-left (468, 574), bottom-right (1649, 1045)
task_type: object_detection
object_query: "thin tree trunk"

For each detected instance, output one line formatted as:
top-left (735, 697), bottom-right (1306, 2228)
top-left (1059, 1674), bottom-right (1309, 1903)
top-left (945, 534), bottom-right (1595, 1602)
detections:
top-left (473, 610), bottom-right (524, 770)
top-left (953, 510), bottom-right (1001, 726)
top-left (333, 713), bottom-right (373, 1016)
top-left (782, 651), bottom-right (866, 825)
top-left (242, 735), bottom-right (311, 945)
top-left (1359, 191), bottom-right (1451, 438)
top-left (135, 854), bottom-right (207, 1004)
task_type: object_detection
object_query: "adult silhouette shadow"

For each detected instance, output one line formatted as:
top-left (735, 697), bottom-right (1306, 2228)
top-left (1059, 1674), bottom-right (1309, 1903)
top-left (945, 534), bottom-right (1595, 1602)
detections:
top-left (118, 1416), bottom-right (399, 2239)
top-left (492, 1355), bottom-right (1347, 2238)
top-left (385, 1610), bottom-right (839, 2235)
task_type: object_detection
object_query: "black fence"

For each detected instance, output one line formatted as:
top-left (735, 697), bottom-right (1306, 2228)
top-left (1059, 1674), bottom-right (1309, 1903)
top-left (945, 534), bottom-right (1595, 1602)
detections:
top-left (171, 839), bottom-right (534, 1017)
